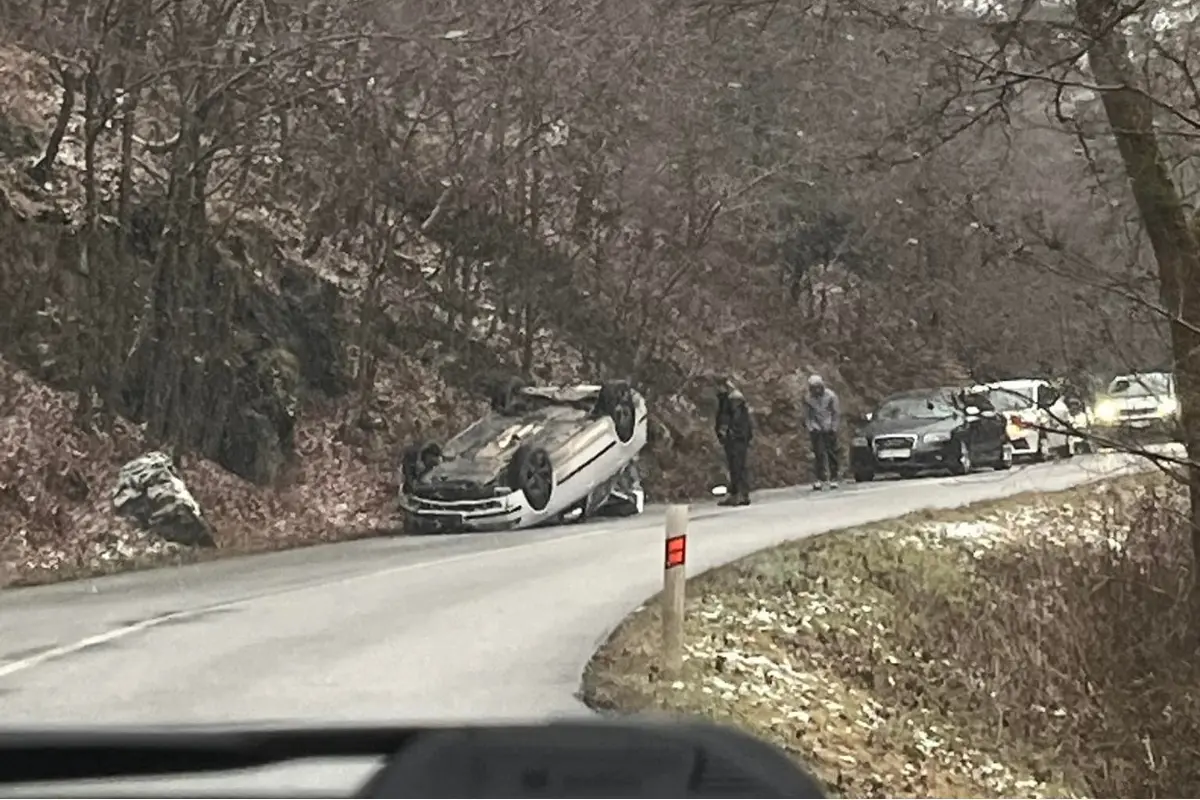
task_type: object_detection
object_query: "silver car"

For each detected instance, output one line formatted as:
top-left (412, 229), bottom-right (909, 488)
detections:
top-left (399, 380), bottom-right (648, 534)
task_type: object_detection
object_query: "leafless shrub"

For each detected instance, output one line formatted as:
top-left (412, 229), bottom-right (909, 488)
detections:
top-left (834, 483), bottom-right (1200, 796)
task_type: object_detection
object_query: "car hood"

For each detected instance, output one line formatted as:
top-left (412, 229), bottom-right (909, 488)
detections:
top-left (861, 415), bottom-right (960, 438)
top-left (1100, 393), bottom-right (1166, 410)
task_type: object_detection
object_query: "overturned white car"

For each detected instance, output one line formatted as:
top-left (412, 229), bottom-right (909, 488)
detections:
top-left (398, 380), bottom-right (648, 535)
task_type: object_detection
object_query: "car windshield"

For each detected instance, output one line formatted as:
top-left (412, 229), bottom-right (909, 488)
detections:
top-left (986, 388), bottom-right (1034, 412)
top-left (874, 395), bottom-right (956, 420)
top-left (1109, 374), bottom-right (1171, 397)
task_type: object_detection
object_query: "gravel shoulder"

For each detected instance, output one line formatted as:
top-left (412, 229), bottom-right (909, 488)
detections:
top-left (582, 471), bottom-right (1190, 798)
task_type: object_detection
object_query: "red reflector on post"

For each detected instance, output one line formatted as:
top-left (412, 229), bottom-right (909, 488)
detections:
top-left (665, 534), bottom-right (687, 569)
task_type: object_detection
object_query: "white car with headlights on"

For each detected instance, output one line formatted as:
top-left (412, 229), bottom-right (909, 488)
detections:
top-left (1090, 372), bottom-right (1180, 446)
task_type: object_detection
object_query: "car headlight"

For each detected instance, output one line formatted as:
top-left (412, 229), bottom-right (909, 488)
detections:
top-left (1094, 400), bottom-right (1119, 422)
top-left (851, 436), bottom-right (867, 447)
top-left (1158, 397), bottom-right (1178, 416)
top-left (922, 432), bottom-right (951, 444)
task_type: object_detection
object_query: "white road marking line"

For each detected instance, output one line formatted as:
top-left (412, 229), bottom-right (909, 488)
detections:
top-left (0, 610), bottom-right (218, 678)
top-left (0, 525), bottom-right (619, 680)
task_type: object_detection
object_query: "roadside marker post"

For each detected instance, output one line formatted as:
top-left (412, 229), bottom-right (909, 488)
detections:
top-left (662, 504), bottom-right (688, 677)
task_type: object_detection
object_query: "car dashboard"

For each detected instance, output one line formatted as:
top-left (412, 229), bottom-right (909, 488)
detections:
top-left (0, 718), bottom-right (829, 799)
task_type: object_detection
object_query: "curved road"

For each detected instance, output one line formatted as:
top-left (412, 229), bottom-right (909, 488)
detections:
top-left (0, 451), bottom-right (1149, 795)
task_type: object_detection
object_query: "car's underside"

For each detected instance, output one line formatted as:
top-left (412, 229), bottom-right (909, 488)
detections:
top-left (398, 378), bottom-right (645, 534)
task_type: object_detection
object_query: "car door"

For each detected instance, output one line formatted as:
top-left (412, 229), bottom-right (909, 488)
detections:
top-left (961, 391), bottom-right (1001, 458)
top-left (1035, 382), bottom-right (1066, 448)
top-left (978, 394), bottom-right (1007, 453)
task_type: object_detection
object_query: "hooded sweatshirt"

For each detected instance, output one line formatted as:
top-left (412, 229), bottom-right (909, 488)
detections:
top-left (804, 384), bottom-right (840, 433)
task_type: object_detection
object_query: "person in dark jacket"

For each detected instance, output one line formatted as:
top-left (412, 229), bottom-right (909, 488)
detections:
top-left (804, 374), bottom-right (841, 490)
top-left (715, 376), bottom-right (753, 506)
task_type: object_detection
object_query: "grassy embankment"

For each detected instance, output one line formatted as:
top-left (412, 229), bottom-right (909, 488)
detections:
top-left (584, 471), bottom-right (1198, 798)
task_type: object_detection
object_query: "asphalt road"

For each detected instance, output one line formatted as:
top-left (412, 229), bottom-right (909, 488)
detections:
top-left (0, 449), bottom-right (1155, 795)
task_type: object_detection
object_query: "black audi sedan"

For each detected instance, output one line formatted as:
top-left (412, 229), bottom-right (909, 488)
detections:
top-left (849, 387), bottom-right (1013, 482)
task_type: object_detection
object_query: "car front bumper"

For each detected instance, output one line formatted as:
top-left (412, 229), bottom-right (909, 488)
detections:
top-left (851, 436), bottom-right (959, 474)
top-left (398, 490), bottom-right (527, 534)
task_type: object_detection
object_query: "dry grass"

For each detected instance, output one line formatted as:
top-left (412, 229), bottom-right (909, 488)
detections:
top-left (583, 472), bottom-right (1200, 798)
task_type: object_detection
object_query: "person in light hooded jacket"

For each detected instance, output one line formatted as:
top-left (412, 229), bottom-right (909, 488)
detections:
top-left (803, 374), bottom-right (841, 490)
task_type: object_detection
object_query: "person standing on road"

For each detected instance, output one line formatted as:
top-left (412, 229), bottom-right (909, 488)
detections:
top-left (804, 374), bottom-right (841, 490)
top-left (715, 376), bottom-right (753, 507)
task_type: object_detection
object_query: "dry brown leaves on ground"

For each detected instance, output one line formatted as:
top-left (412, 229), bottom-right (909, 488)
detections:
top-left (0, 355), bottom-right (412, 587)
top-left (583, 471), bottom-right (1200, 798)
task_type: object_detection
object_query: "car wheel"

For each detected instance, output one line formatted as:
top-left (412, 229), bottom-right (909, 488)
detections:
top-left (993, 442), bottom-right (1013, 471)
top-left (853, 469), bottom-right (875, 483)
top-left (950, 440), bottom-right (971, 475)
top-left (597, 381), bottom-right (637, 443)
top-left (508, 444), bottom-right (554, 511)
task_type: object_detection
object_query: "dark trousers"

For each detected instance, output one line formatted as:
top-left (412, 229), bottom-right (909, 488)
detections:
top-left (724, 440), bottom-right (751, 496)
top-left (810, 430), bottom-right (840, 481)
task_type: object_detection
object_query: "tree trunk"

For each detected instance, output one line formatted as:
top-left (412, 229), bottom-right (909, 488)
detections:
top-left (29, 65), bottom-right (77, 186)
top-left (1077, 0), bottom-right (1200, 595)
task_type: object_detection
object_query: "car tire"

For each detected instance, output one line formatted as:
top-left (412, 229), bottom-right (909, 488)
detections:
top-left (508, 443), bottom-right (554, 511)
top-left (993, 442), bottom-right (1013, 471)
top-left (596, 381), bottom-right (637, 443)
top-left (949, 440), bottom-right (971, 476)
top-left (853, 469), bottom-right (875, 483)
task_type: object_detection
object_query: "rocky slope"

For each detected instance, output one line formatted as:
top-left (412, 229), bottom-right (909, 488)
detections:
top-left (0, 22), bottom-right (970, 585)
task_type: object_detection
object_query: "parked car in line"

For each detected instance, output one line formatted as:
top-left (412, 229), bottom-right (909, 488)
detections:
top-left (849, 387), bottom-right (1012, 482)
top-left (398, 379), bottom-right (648, 535)
top-left (971, 378), bottom-right (1079, 461)
top-left (1090, 371), bottom-right (1180, 445)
